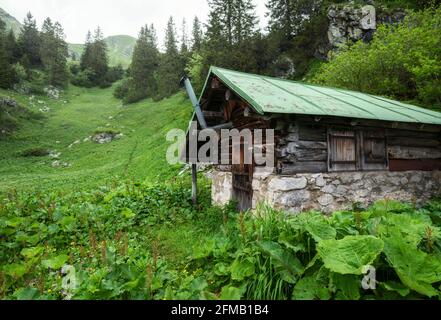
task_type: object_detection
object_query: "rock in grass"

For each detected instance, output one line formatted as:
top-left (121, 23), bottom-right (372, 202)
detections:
top-left (92, 131), bottom-right (123, 144)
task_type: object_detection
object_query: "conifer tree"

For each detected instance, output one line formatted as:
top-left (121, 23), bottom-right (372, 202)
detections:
top-left (18, 12), bottom-right (41, 67)
top-left (40, 18), bottom-right (69, 87)
top-left (180, 19), bottom-right (189, 55)
top-left (157, 17), bottom-right (181, 99)
top-left (5, 30), bottom-right (18, 64)
top-left (78, 27), bottom-right (109, 86)
top-left (80, 31), bottom-right (93, 71)
top-left (191, 16), bottom-right (203, 52)
top-left (90, 27), bottom-right (109, 84)
top-left (203, 0), bottom-right (258, 71)
top-left (126, 24), bottom-right (160, 102)
top-left (266, 0), bottom-right (322, 49)
top-left (0, 19), bottom-right (16, 88)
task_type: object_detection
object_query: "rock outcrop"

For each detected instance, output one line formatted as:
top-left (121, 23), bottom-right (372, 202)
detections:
top-left (324, 2), bottom-right (406, 56)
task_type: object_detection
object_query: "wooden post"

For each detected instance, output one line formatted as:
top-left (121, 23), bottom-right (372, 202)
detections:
top-left (192, 164), bottom-right (197, 205)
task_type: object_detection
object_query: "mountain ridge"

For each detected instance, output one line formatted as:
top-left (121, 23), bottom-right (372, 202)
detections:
top-left (0, 7), bottom-right (135, 67)
top-left (0, 7), bottom-right (22, 35)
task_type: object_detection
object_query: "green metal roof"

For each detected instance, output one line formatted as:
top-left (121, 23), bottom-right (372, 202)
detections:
top-left (205, 66), bottom-right (441, 125)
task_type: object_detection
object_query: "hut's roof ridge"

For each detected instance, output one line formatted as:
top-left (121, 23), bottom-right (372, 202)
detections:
top-left (204, 66), bottom-right (441, 125)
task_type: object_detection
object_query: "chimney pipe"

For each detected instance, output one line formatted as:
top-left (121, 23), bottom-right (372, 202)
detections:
top-left (180, 76), bottom-right (208, 129)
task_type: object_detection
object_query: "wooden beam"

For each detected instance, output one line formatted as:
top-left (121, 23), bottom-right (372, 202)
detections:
top-left (390, 159), bottom-right (441, 171)
top-left (388, 146), bottom-right (441, 160)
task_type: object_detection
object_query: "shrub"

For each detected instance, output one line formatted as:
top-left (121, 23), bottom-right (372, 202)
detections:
top-left (12, 63), bottom-right (27, 84)
top-left (313, 7), bottom-right (441, 108)
top-left (113, 78), bottom-right (131, 99)
top-left (20, 147), bottom-right (50, 157)
top-left (70, 69), bottom-right (95, 88)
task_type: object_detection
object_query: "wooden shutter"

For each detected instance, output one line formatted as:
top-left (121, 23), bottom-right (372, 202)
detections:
top-left (361, 131), bottom-right (388, 170)
top-left (328, 129), bottom-right (358, 171)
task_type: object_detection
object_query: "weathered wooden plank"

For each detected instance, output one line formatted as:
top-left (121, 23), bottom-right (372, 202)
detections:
top-left (280, 161), bottom-right (327, 174)
top-left (390, 159), bottom-right (441, 171)
top-left (387, 137), bottom-right (440, 148)
top-left (298, 125), bottom-right (327, 141)
top-left (388, 146), bottom-right (441, 159)
top-left (385, 129), bottom-right (439, 139)
top-left (293, 141), bottom-right (327, 149)
top-left (297, 149), bottom-right (327, 161)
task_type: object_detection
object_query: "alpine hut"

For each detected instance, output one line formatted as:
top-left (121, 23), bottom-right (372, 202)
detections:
top-left (182, 67), bottom-right (441, 213)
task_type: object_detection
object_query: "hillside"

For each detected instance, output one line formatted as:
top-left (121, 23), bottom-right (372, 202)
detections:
top-left (0, 7), bottom-right (22, 35)
top-left (68, 35), bottom-right (136, 68)
top-left (0, 7), bottom-right (135, 68)
top-left (0, 85), bottom-right (192, 193)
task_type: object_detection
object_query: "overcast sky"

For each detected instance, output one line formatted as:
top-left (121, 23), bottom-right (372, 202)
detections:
top-left (1, 0), bottom-right (269, 46)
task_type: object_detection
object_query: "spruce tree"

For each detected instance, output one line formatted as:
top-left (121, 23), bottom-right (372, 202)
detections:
top-left (179, 19), bottom-right (190, 80)
top-left (40, 18), bottom-right (55, 69)
top-left (157, 17), bottom-right (181, 99)
top-left (266, 0), bottom-right (322, 50)
top-left (203, 10), bottom-right (228, 69)
top-left (180, 19), bottom-right (189, 55)
top-left (18, 12), bottom-right (41, 67)
top-left (203, 0), bottom-right (258, 71)
top-left (191, 16), bottom-right (203, 52)
top-left (52, 22), bottom-right (69, 87)
top-left (80, 31), bottom-right (93, 71)
top-left (126, 24), bottom-right (159, 102)
top-left (90, 27), bottom-right (109, 85)
top-left (79, 27), bottom-right (109, 86)
top-left (0, 19), bottom-right (15, 88)
top-left (40, 18), bottom-right (69, 87)
top-left (5, 30), bottom-right (18, 64)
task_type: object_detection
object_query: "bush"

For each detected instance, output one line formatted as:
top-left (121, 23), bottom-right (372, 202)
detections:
top-left (113, 78), bottom-right (131, 99)
top-left (105, 65), bottom-right (125, 83)
top-left (71, 69), bottom-right (95, 88)
top-left (69, 62), bottom-right (81, 76)
top-left (313, 7), bottom-right (441, 108)
top-left (12, 63), bottom-right (27, 84)
top-left (20, 147), bottom-right (50, 157)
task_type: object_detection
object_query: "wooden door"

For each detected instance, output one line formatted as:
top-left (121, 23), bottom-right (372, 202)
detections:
top-left (232, 141), bottom-right (254, 212)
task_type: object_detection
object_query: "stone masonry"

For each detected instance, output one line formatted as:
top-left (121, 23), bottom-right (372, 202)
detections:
top-left (212, 169), bottom-right (441, 214)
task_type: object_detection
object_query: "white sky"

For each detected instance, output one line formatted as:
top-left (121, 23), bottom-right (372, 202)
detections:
top-left (1, 0), bottom-right (269, 46)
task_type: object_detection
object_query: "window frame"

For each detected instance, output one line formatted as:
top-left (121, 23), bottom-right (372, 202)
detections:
top-left (327, 127), bottom-right (389, 172)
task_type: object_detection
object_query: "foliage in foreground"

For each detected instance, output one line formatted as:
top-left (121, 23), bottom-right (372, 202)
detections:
top-left (313, 7), bottom-right (441, 108)
top-left (1, 178), bottom-right (441, 300)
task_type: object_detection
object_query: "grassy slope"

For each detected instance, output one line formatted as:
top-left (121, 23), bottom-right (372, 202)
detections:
top-left (0, 85), bottom-right (193, 193)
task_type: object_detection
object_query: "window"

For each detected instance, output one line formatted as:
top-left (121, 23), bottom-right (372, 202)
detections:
top-left (361, 131), bottom-right (388, 170)
top-left (328, 129), bottom-right (358, 171)
top-left (328, 128), bottom-right (388, 172)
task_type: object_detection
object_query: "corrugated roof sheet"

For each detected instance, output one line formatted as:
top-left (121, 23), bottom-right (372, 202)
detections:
top-left (206, 66), bottom-right (441, 125)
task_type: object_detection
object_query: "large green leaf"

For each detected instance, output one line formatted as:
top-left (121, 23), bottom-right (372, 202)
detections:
top-left (378, 213), bottom-right (437, 246)
top-left (317, 236), bottom-right (384, 275)
top-left (382, 281), bottom-right (410, 297)
top-left (2, 263), bottom-right (28, 278)
top-left (230, 258), bottom-right (255, 281)
top-left (42, 254), bottom-right (69, 270)
top-left (13, 287), bottom-right (40, 300)
top-left (301, 212), bottom-right (336, 242)
top-left (292, 275), bottom-right (331, 300)
top-left (330, 273), bottom-right (361, 300)
top-left (383, 237), bottom-right (441, 297)
top-left (21, 246), bottom-right (44, 259)
top-left (220, 286), bottom-right (243, 300)
top-left (257, 241), bottom-right (303, 283)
